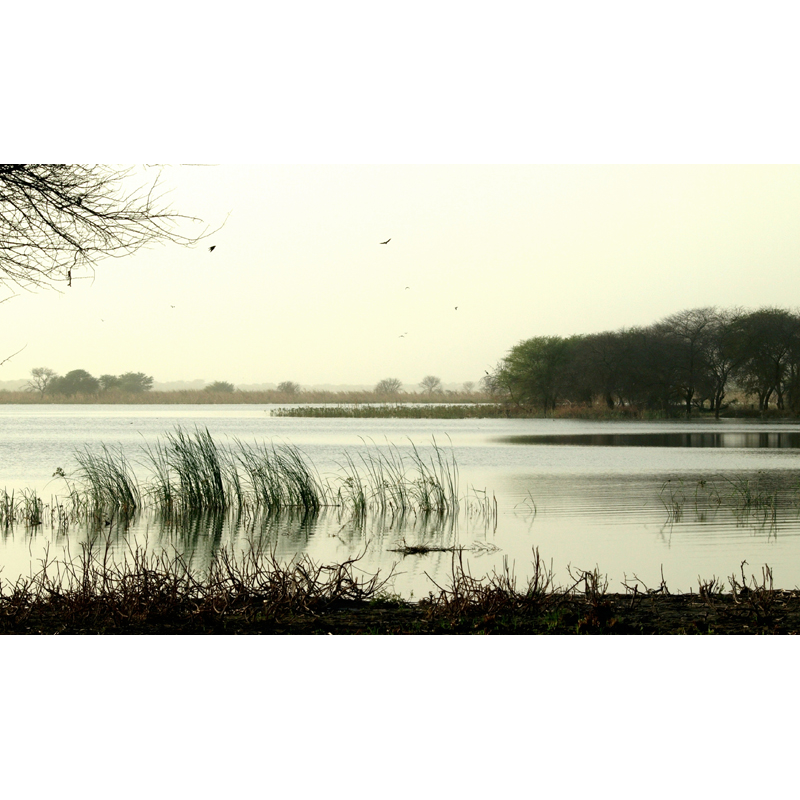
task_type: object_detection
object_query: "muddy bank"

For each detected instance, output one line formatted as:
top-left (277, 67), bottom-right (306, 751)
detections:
top-left (4, 590), bottom-right (799, 634)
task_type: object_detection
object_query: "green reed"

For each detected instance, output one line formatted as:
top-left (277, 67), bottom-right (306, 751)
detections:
top-left (74, 444), bottom-right (141, 515)
top-left (271, 403), bottom-right (508, 419)
top-left (660, 475), bottom-right (785, 528)
top-left (235, 439), bottom-right (331, 514)
top-left (40, 426), bottom-right (495, 528)
top-left (0, 488), bottom-right (76, 529)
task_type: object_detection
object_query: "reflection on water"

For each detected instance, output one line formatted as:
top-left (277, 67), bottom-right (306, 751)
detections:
top-left (496, 432), bottom-right (800, 448)
top-left (4, 408), bottom-right (800, 594)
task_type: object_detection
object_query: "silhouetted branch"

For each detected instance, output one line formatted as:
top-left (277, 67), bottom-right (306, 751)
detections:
top-left (0, 164), bottom-right (220, 291)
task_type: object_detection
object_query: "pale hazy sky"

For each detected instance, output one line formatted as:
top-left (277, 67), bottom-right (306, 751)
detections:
top-left (7, 6), bottom-right (800, 390)
top-left (3, 164), bottom-right (800, 389)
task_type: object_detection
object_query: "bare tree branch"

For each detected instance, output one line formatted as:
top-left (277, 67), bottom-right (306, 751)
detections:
top-left (0, 164), bottom-right (222, 291)
top-left (0, 343), bottom-right (26, 367)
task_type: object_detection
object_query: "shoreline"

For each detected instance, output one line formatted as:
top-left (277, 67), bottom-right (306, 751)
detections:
top-left (6, 592), bottom-right (799, 634)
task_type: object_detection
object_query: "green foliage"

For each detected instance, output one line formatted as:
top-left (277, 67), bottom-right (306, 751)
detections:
top-left (276, 381), bottom-right (300, 395)
top-left (497, 336), bottom-right (577, 413)
top-left (490, 306), bottom-right (800, 416)
top-left (100, 372), bottom-right (154, 393)
top-left (205, 381), bottom-right (235, 393)
top-left (374, 377), bottom-right (403, 395)
top-left (117, 372), bottom-right (154, 393)
top-left (48, 369), bottom-right (100, 396)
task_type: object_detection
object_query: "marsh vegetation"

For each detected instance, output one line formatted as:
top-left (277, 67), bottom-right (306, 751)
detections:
top-left (14, 426), bottom-right (496, 526)
top-left (0, 537), bottom-right (794, 634)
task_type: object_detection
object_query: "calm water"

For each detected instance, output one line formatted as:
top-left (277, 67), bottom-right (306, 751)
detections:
top-left (2, 404), bottom-right (800, 596)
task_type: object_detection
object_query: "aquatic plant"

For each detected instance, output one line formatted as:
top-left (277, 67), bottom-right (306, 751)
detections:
top-left (234, 439), bottom-right (331, 515)
top-left (333, 438), bottom-right (464, 520)
top-left (0, 488), bottom-right (82, 530)
top-left (271, 403), bottom-right (509, 419)
top-left (54, 427), bottom-right (489, 527)
top-left (659, 475), bottom-right (787, 529)
top-left (74, 444), bottom-right (141, 515)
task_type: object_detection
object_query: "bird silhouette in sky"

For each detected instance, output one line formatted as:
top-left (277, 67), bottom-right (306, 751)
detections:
top-left (379, 239), bottom-right (391, 245)
top-left (209, 245), bottom-right (216, 253)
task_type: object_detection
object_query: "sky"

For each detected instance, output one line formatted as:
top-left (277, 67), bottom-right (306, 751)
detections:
top-left (3, 164), bottom-right (800, 390)
top-left (4, 5), bottom-right (800, 394)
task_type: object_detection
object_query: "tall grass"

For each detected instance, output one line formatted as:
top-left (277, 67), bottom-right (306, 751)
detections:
top-left (659, 475), bottom-right (786, 528)
top-left (234, 439), bottom-right (330, 514)
top-left (0, 489), bottom-right (46, 527)
top-left (60, 426), bottom-right (487, 525)
top-left (74, 444), bottom-right (141, 515)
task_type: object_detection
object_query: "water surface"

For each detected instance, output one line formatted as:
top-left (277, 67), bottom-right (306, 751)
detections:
top-left (2, 406), bottom-right (799, 596)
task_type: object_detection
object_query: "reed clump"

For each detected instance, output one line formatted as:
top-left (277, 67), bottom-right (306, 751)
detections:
top-left (272, 403), bottom-right (510, 419)
top-left (659, 475), bottom-right (785, 528)
top-left (60, 426), bottom-right (493, 525)
top-left (74, 444), bottom-right (141, 515)
top-left (0, 488), bottom-right (76, 530)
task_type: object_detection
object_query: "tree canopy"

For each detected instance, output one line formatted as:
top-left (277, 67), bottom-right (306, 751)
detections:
top-left (100, 372), bottom-right (155, 393)
top-left (374, 377), bottom-right (403, 395)
top-left (205, 381), bottom-right (235, 393)
top-left (41, 368), bottom-right (154, 397)
top-left (490, 307), bottom-right (800, 416)
top-left (48, 369), bottom-right (100, 396)
top-left (419, 375), bottom-right (442, 395)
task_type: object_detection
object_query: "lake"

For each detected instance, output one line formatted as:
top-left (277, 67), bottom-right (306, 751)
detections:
top-left (2, 404), bottom-right (800, 597)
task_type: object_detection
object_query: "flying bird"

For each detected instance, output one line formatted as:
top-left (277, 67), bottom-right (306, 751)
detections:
top-left (379, 239), bottom-right (391, 245)
top-left (209, 245), bottom-right (216, 253)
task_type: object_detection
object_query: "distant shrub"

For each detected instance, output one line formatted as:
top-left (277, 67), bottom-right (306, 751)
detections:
top-left (205, 381), bottom-right (235, 393)
top-left (276, 381), bottom-right (300, 395)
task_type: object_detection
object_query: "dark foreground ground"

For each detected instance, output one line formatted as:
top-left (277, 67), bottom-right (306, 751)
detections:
top-left (5, 590), bottom-right (800, 634)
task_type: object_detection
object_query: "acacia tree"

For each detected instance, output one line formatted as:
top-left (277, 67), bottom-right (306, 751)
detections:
top-left (48, 369), bottom-right (100, 396)
top-left (419, 375), bottom-right (443, 395)
top-left (699, 308), bottom-right (746, 417)
top-left (374, 377), bottom-right (403, 395)
top-left (0, 165), bottom-right (212, 292)
top-left (731, 308), bottom-right (800, 410)
top-left (497, 336), bottom-right (575, 413)
top-left (277, 381), bottom-right (300, 395)
top-left (26, 366), bottom-right (58, 397)
top-left (205, 381), bottom-right (235, 393)
top-left (655, 307), bottom-right (718, 418)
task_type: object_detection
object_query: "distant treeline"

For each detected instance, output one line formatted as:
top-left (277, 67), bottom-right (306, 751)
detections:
top-left (2, 383), bottom-right (491, 406)
top-left (486, 307), bottom-right (800, 417)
